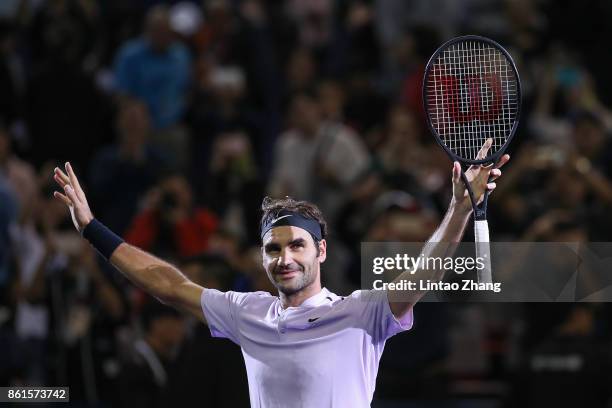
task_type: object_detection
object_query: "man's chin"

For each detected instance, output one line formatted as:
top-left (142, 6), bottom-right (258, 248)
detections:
top-left (274, 276), bottom-right (304, 295)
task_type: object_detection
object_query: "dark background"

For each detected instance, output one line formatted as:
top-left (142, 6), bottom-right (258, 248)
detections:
top-left (1, 0), bottom-right (612, 406)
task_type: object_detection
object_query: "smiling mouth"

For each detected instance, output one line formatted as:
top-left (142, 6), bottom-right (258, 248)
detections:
top-left (276, 270), bottom-right (300, 279)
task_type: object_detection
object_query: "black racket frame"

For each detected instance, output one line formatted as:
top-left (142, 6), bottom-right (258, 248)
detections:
top-left (422, 35), bottom-right (522, 220)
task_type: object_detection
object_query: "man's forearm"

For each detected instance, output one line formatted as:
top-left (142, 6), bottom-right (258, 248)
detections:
top-left (427, 198), bottom-right (472, 245)
top-left (109, 243), bottom-right (190, 304)
top-left (52, 163), bottom-right (203, 319)
top-left (389, 199), bottom-right (472, 308)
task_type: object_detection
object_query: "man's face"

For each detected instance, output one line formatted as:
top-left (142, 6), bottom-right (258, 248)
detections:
top-left (151, 316), bottom-right (186, 358)
top-left (262, 226), bottom-right (326, 296)
top-left (290, 96), bottom-right (321, 136)
top-left (146, 13), bottom-right (173, 52)
top-left (119, 101), bottom-right (150, 146)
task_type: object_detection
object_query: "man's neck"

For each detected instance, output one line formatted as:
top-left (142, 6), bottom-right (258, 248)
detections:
top-left (300, 123), bottom-right (322, 139)
top-left (279, 283), bottom-right (322, 309)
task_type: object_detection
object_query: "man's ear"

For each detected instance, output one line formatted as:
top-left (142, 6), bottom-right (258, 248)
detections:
top-left (260, 245), bottom-right (266, 270)
top-left (318, 239), bottom-right (327, 263)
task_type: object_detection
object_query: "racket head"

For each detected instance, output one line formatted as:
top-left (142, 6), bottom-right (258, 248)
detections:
top-left (422, 35), bottom-right (521, 165)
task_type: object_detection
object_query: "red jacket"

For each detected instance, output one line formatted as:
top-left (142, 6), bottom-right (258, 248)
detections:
top-left (124, 208), bottom-right (218, 258)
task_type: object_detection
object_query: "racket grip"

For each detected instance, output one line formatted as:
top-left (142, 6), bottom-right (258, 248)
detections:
top-left (474, 220), bottom-right (492, 284)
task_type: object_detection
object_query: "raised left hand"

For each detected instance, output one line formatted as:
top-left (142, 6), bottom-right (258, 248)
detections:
top-left (452, 138), bottom-right (510, 210)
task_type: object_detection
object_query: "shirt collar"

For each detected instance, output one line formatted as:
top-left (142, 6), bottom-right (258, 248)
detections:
top-left (300, 287), bottom-right (331, 308)
top-left (279, 287), bottom-right (331, 311)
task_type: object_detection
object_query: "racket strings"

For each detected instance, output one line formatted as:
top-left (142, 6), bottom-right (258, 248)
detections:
top-left (426, 40), bottom-right (519, 161)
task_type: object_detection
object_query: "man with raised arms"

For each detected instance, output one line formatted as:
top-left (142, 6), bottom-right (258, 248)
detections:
top-left (51, 142), bottom-right (507, 407)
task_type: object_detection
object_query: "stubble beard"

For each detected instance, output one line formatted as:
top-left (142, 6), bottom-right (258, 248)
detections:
top-left (270, 263), bottom-right (317, 296)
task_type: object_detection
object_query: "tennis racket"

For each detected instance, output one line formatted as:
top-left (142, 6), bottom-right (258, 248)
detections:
top-left (422, 35), bottom-right (521, 284)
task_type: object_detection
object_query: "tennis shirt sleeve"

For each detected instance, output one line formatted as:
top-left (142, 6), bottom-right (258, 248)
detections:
top-left (349, 289), bottom-right (414, 343)
top-left (200, 288), bottom-right (249, 345)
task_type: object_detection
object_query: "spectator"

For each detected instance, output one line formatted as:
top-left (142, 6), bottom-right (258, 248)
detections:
top-left (124, 173), bottom-right (218, 260)
top-left (516, 305), bottom-right (612, 407)
top-left (316, 79), bottom-right (345, 123)
top-left (52, 246), bottom-right (124, 404)
top-left (188, 64), bottom-right (264, 186)
top-left (0, 173), bottom-right (16, 292)
top-left (285, 0), bottom-right (333, 52)
top-left (0, 20), bottom-right (25, 128)
top-left (113, 5), bottom-right (191, 168)
top-left (89, 99), bottom-right (168, 235)
top-left (26, 0), bottom-right (111, 171)
top-left (397, 26), bottom-right (440, 120)
top-left (0, 126), bottom-right (39, 224)
top-left (205, 129), bottom-right (264, 245)
top-left (16, 173), bottom-right (124, 401)
top-left (343, 71), bottom-right (389, 134)
top-left (190, 0), bottom-right (236, 63)
top-left (326, 2), bottom-right (380, 77)
top-left (269, 90), bottom-right (369, 224)
top-left (27, 0), bottom-right (100, 68)
top-left (284, 47), bottom-right (317, 100)
top-left (170, 256), bottom-right (250, 407)
top-left (365, 191), bottom-right (438, 243)
top-left (119, 300), bottom-right (185, 408)
top-left (374, 105), bottom-right (446, 206)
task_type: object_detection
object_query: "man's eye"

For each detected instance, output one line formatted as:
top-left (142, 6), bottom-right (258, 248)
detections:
top-left (291, 243), bottom-right (304, 249)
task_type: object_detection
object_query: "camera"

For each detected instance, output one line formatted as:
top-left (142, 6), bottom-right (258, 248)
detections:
top-left (160, 191), bottom-right (178, 211)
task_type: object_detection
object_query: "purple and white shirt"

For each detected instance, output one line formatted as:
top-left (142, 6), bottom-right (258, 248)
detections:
top-left (201, 287), bottom-right (413, 407)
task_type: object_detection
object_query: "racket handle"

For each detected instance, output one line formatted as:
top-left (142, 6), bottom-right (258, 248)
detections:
top-left (474, 220), bottom-right (492, 284)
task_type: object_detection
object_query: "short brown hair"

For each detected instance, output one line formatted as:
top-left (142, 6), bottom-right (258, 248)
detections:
top-left (260, 196), bottom-right (328, 241)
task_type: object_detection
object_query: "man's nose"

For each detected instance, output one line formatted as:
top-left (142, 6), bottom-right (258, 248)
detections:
top-left (278, 248), bottom-right (293, 266)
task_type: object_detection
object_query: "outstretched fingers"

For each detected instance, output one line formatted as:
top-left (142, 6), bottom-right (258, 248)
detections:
top-left (494, 154), bottom-right (510, 169)
top-left (53, 167), bottom-right (73, 205)
top-left (485, 153), bottom-right (510, 184)
top-left (452, 161), bottom-right (462, 184)
top-left (54, 163), bottom-right (86, 203)
top-left (64, 162), bottom-right (86, 202)
top-left (53, 190), bottom-right (72, 206)
top-left (62, 183), bottom-right (80, 205)
top-left (467, 138), bottom-right (494, 174)
top-left (53, 166), bottom-right (80, 206)
top-left (54, 167), bottom-right (69, 187)
top-left (475, 138), bottom-right (493, 161)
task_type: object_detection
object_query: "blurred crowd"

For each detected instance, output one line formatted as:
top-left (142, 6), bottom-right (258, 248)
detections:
top-left (1, 0), bottom-right (612, 407)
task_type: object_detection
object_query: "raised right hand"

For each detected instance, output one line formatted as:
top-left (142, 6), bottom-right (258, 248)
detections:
top-left (52, 162), bottom-right (94, 233)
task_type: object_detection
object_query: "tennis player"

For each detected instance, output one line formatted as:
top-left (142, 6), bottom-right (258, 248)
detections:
top-left (52, 146), bottom-right (507, 407)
